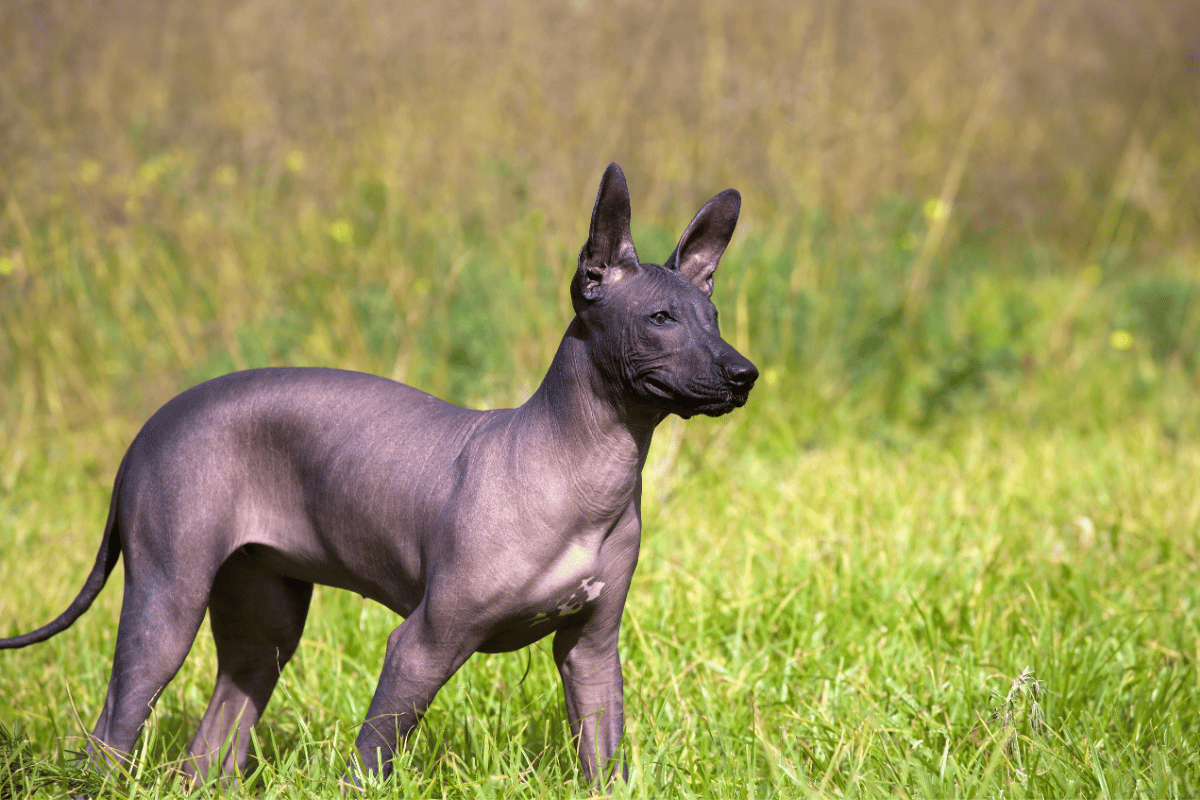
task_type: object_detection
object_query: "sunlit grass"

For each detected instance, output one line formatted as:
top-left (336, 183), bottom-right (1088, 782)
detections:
top-left (3, 411), bottom-right (1199, 797)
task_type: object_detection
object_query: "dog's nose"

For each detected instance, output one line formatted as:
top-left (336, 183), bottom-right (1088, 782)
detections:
top-left (725, 358), bottom-right (758, 390)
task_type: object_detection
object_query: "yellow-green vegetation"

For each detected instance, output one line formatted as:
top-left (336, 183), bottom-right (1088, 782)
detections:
top-left (2, 0), bottom-right (1198, 796)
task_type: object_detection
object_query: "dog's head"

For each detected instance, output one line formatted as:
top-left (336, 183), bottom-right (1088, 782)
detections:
top-left (570, 164), bottom-right (757, 419)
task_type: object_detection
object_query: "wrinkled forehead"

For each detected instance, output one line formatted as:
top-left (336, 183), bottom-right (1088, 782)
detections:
top-left (618, 262), bottom-right (710, 307)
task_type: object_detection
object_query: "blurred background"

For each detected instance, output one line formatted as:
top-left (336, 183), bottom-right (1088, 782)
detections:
top-left (1, 0), bottom-right (1198, 477)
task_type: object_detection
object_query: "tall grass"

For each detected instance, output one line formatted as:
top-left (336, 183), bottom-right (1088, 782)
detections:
top-left (2, 0), bottom-right (1200, 796)
top-left (2, 0), bottom-right (1198, 452)
top-left (2, 0), bottom-right (1197, 240)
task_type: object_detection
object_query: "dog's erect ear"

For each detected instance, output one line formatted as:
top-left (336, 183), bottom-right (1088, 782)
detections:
top-left (664, 188), bottom-right (740, 297)
top-left (573, 163), bottom-right (640, 311)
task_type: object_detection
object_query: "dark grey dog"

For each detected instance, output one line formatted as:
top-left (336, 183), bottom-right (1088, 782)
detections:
top-left (1, 163), bottom-right (756, 786)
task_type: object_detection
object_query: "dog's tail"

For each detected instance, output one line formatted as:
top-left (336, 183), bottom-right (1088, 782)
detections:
top-left (0, 451), bottom-right (129, 649)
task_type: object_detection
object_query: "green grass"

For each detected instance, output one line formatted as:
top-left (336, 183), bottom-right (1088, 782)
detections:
top-left (2, 196), bottom-right (1199, 796)
top-left (3, 0), bottom-right (1200, 795)
top-left (2, 405), bottom-right (1200, 797)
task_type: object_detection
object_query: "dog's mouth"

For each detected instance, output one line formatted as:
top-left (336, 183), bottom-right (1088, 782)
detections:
top-left (691, 389), bottom-right (751, 417)
top-left (640, 375), bottom-right (753, 418)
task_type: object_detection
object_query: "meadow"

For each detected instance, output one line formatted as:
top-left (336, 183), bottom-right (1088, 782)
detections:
top-left (2, 0), bottom-right (1199, 796)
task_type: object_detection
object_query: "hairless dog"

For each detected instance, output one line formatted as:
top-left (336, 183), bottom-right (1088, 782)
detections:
top-left (1, 163), bottom-right (757, 787)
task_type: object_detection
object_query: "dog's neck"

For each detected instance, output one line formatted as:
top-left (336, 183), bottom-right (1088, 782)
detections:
top-left (518, 324), bottom-right (661, 495)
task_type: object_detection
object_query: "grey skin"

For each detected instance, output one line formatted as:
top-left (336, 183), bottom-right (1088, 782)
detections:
top-left (0, 163), bottom-right (757, 787)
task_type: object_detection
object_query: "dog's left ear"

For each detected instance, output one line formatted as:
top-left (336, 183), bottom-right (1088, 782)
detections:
top-left (664, 189), bottom-right (740, 297)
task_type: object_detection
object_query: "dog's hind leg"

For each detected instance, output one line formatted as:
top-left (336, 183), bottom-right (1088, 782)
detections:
top-left (86, 578), bottom-right (210, 771)
top-left (182, 547), bottom-right (313, 783)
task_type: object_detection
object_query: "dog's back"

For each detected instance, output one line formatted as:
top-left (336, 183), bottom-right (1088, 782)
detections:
top-left (118, 367), bottom-right (500, 614)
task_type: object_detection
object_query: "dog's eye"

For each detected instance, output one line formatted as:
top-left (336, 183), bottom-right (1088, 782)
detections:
top-left (649, 311), bottom-right (671, 325)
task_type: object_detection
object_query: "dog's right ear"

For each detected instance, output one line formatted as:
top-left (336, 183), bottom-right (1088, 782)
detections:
top-left (573, 163), bottom-right (640, 312)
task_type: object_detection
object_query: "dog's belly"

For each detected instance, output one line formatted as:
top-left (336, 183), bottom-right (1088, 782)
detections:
top-left (244, 540), bottom-right (605, 651)
top-left (243, 542), bottom-right (426, 618)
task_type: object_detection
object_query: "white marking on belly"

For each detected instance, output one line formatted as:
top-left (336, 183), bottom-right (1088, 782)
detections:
top-left (557, 598), bottom-right (584, 616)
top-left (580, 576), bottom-right (605, 601)
top-left (528, 576), bottom-right (607, 626)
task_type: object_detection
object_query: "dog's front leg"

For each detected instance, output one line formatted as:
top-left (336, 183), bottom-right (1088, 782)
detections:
top-left (352, 606), bottom-right (477, 779)
top-left (553, 621), bottom-right (628, 787)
